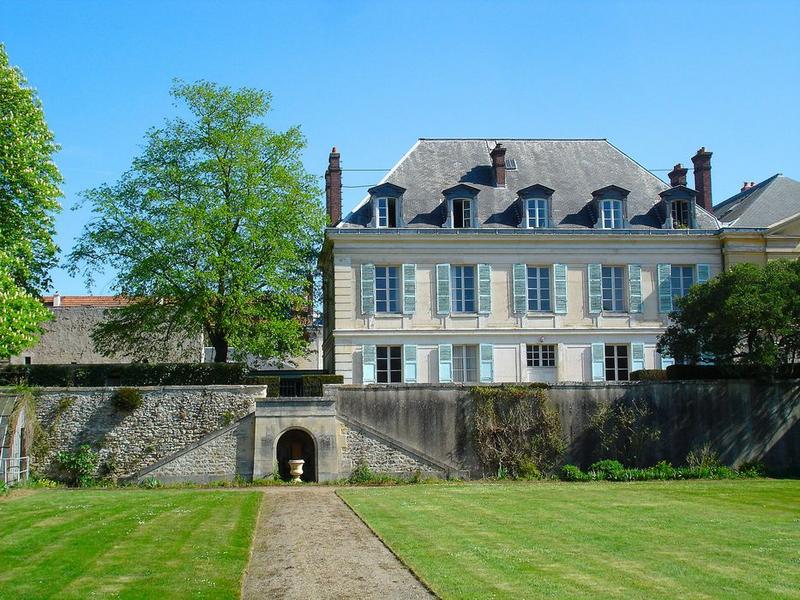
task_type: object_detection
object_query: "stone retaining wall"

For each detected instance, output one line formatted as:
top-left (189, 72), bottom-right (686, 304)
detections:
top-left (339, 421), bottom-right (443, 476)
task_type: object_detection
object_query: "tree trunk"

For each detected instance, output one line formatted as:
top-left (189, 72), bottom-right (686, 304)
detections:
top-left (209, 331), bottom-right (229, 363)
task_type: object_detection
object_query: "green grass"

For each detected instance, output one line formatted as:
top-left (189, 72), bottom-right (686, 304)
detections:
top-left (339, 480), bottom-right (800, 599)
top-left (0, 489), bottom-right (261, 599)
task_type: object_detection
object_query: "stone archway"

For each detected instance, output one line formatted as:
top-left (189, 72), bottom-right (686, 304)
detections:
top-left (275, 428), bottom-right (317, 482)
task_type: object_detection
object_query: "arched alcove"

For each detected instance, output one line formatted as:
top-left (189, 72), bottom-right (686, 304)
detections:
top-left (275, 428), bottom-right (317, 482)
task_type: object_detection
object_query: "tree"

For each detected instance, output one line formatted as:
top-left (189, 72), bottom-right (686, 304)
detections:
top-left (657, 260), bottom-right (800, 372)
top-left (68, 81), bottom-right (325, 363)
top-left (0, 252), bottom-right (52, 359)
top-left (0, 44), bottom-right (62, 294)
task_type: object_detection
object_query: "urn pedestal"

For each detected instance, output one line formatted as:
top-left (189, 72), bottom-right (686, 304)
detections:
top-left (288, 459), bottom-right (305, 483)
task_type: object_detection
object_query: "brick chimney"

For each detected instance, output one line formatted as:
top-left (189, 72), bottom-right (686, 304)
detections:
top-left (668, 163), bottom-right (688, 187)
top-left (324, 147), bottom-right (342, 225)
top-left (691, 147), bottom-right (713, 211)
top-left (490, 143), bottom-right (507, 187)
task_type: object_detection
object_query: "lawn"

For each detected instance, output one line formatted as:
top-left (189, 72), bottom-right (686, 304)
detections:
top-left (339, 480), bottom-right (800, 599)
top-left (0, 489), bottom-right (261, 599)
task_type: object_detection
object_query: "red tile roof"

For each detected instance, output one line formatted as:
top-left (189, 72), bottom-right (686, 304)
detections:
top-left (42, 295), bottom-right (129, 308)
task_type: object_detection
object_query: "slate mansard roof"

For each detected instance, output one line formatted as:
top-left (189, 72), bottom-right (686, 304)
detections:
top-left (713, 175), bottom-right (800, 228)
top-left (339, 139), bottom-right (720, 230)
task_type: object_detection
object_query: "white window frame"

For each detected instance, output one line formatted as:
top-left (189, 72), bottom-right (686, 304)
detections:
top-left (601, 266), bottom-right (626, 312)
top-left (527, 344), bottom-right (556, 367)
top-left (601, 198), bottom-right (624, 229)
top-left (376, 197), bottom-right (397, 228)
top-left (453, 344), bottom-right (478, 383)
top-left (374, 266), bottom-right (400, 313)
top-left (452, 198), bottom-right (473, 228)
top-left (451, 265), bottom-right (476, 313)
top-left (670, 265), bottom-right (695, 300)
top-left (605, 344), bottom-right (629, 381)
top-left (376, 345), bottom-right (402, 383)
top-left (526, 266), bottom-right (552, 312)
top-left (526, 197), bottom-right (548, 228)
top-left (671, 200), bottom-right (691, 229)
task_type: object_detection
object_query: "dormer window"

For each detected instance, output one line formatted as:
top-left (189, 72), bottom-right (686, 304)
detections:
top-left (659, 185), bottom-right (698, 230)
top-left (601, 199), bottom-right (623, 229)
top-left (368, 182), bottom-right (406, 229)
top-left (517, 184), bottom-right (554, 229)
top-left (453, 198), bottom-right (472, 228)
top-left (671, 200), bottom-right (691, 229)
top-left (377, 197), bottom-right (397, 228)
top-left (526, 198), bottom-right (548, 228)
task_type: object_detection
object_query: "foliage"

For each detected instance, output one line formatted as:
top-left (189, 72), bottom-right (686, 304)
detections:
top-left (472, 385), bottom-right (564, 477)
top-left (138, 477), bottom-right (162, 489)
top-left (560, 464), bottom-right (586, 481)
top-left (0, 254), bottom-right (53, 359)
top-left (629, 369), bottom-right (668, 381)
top-left (0, 481), bottom-right (7, 495)
top-left (68, 80), bottom-right (326, 363)
top-left (348, 460), bottom-right (376, 484)
top-left (0, 361), bottom-right (248, 386)
top-left (658, 260), bottom-right (800, 374)
top-left (55, 444), bottom-right (99, 487)
top-left (737, 460), bottom-right (767, 477)
top-left (7, 387), bottom-right (48, 464)
top-left (302, 374), bottom-right (344, 396)
top-left (559, 460), bottom-right (758, 482)
top-left (0, 44), bottom-right (62, 294)
top-left (589, 459), bottom-right (625, 479)
top-left (686, 442), bottom-right (720, 469)
top-left (664, 363), bottom-right (800, 380)
top-left (588, 399), bottom-right (661, 467)
top-left (110, 387), bottom-right (143, 412)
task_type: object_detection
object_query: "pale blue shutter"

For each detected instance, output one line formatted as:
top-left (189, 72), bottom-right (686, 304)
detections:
top-left (360, 263), bottom-right (375, 316)
top-left (403, 344), bottom-right (417, 383)
top-left (591, 343), bottom-right (605, 382)
top-left (362, 344), bottom-right (376, 384)
top-left (479, 344), bottom-right (494, 383)
top-left (659, 354), bottom-right (675, 369)
top-left (478, 264), bottom-right (492, 315)
top-left (588, 264), bottom-right (602, 314)
top-left (628, 264), bottom-right (642, 313)
top-left (696, 264), bottom-right (710, 284)
top-left (512, 263), bottom-right (527, 314)
top-left (438, 344), bottom-right (453, 383)
top-left (436, 264), bottom-right (451, 315)
top-left (553, 264), bottom-right (568, 314)
top-left (402, 264), bottom-right (416, 315)
top-left (657, 264), bottom-right (672, 313)
top-left (631, 343), bottom-right (645, 372)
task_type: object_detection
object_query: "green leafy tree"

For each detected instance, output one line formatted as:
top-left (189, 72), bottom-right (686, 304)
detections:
top-left (657, 260), bottom-right (800, 371)
top-left (0, 253), bottom-right (53, 359)
top-left (68, 81), bottom-right (325, 362)
top-left (0, 44), bottom-right (62, 294)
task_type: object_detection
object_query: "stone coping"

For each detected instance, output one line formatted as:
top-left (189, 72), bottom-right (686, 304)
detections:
top-left (30, 385), bottom-right (269, 394)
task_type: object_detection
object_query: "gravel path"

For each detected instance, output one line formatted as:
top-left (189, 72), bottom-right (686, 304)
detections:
top-left (241, 487), bottom-right (433, 599)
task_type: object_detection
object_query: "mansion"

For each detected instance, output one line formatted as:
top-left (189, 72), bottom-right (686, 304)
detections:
top-left (321, 139), bottom-right (800, 384)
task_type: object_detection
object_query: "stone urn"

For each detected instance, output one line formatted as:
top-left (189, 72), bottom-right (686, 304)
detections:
top-left (288, 459), bottom-right (305, 483)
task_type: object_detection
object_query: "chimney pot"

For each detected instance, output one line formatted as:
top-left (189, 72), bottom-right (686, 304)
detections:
top-left (668, 163), bottom-right (688, 187)
top-left (325, 147), bottom-right (342, 226)
top-left (489, 142), bottom-right (507, 187)
top-left (52, 292), bottom-right (61, 307)
top-left (691, 147), bottom-right (713, 211)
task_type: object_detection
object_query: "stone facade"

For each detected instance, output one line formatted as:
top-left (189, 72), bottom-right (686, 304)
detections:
top-left (340, 422), bottom-right (441, 475)
top-left (35, 385), bottom-right (264, 479)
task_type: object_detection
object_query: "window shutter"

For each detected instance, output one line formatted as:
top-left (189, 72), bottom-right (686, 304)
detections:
top-left (403, 344), bottom-right (417, 383)
top-left (479, 344), bottom-right (494, 383)
top-left (631, 343), bottom-right (645, 372)
top-left (477, 264), bottom-right (492, 315)
top-left (696, 264), bottom-right (710, 284)
top-left (402, 264), bottom-right (416, 315)
top-left (659, 354), bottom-right (675, 369)
top-left (512, 263), bottom-right (527, 314)
top-left (362, 344), bottom-right (376, 384)
top-left (360, 263), bottom-right (375, 316)
top-left (628, 264), bottom-right (642, 314)
top-left (657, 264), bottom-right (673, 313)
top-left (553, 263), bottom-right (568, 314)
top-left (591, 343), bottom-right (605, 382)
top-left (588, 264), bottom-right (602, 314)
top-left (436, 264), bottom-right (451, 315)
top-left (438, 344), bottom-right (453, 383)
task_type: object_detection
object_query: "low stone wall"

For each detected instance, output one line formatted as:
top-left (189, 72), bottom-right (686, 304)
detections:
top-left (34, 385), bottom-right (265, 479)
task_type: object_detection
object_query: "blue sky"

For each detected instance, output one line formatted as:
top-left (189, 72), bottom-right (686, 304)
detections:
top-left (2, 1), bottom-right (799, 295)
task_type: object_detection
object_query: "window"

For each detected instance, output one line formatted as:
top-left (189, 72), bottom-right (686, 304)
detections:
top-left (605, 344), bottom-right (629, 381)
top-left (24, 356), bottom-right (32, 365)
top-left (601, 199), bottom-right (624, 229)
top-left (526, 198), bottom-right (548, 228)
top-left (376, 345), bottom-right (402, 383)
top-left (453, 345), bottom-right (478, 382)
top-left (453, 198), bottom-right (472, 228)
top-left (671, 200), bottom-right (691, 228)
top-left (671, 265), bottom-right (694, 300)
top-left (601, 266), bottom-right (625, 312)
top-left (375, 266), bottom-right (399, 313)
top-left (376, 197), bottom-right (397, 228)
top-left (527, 344), bottom-right (556, 367)
top-left (451, 265), bottom-right (475, 313)
top-left (527, 267), bottom-right (551, 311)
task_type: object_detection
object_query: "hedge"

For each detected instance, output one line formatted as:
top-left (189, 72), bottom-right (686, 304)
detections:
top-left (302, 374), bottom-right (344, 396)
top-left (0, 363), bottom-right (248, 387)
top-left (630, 369), bottom-right (668, 381)
top-left (665, 363), bottom-right (800, 381)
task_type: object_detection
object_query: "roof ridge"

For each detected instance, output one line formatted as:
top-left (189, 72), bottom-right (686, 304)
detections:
top-left (417, 137), bottom-right (609, 142)
top-left (713, 173), bottom-right (781, 211)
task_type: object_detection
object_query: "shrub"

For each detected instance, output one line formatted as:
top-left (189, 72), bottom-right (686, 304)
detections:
top-left (139, 477), bottom-right (162, 489)
top-left (56, 445), bottom-right (99, 487)
top-left (516, 459), bottom-right (542, 480)
top-left (0, 481), bottom-right (8, 495)
top-left (630, 369), bottom-right (668, 381)
top-left (589, 459), bottom-right (625, 480)
top-left (588, 399), bottom-right (661, 467)
top-left (737, 460), bottom-right (767, 477)
top-left (302, 374), bottom-right (344, 396)
top-left (472, 385), bottom-right (565, 478)
top-left (110, 387), bottom-right (143, 412)
top-left (560, 464), bottom-right (587, 481)
top-left (686, 442), bottom-right (721, 469)
top-left (348, 460), bottom-right (375, 484)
